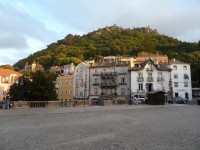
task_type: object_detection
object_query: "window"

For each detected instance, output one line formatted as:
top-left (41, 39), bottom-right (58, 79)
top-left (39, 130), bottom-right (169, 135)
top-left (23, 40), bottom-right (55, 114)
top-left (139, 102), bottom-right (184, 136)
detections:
top-left (158, 72), bottom-right (162, 78)
top-left (174, 82), bottom-right (178, 87)
top-left (184, 82), bottom-right (188, 87)
top-left (121, 77), bottom-right (125, 83)
top-left (173, 65), bottom-right (177, 70)
top-left (70, 90), bottom-right (73, 95)
top-left (121, 88), bottom-right (125, 96)
top-left (95, 88), bottom-right (98, 95)
top-left (95, 68), bottom-right (98, 73)
top-left (184, 74), bottom-right (189, 80)
top-left (62, 81), bottom-right (64, 85)
top-left (174, 74), bottom-right (178, 79)
top-left (70, 81), bottom-right (73, 85)
top-left (80, 92), bottom-right (83, 97)
top-left (66, 81), bottom-right (68, 85)
top-left (183, 66), bottom-right (187, 70)
top-left (66, 90), bottom-right (68, 94)
top-left (148, 72), bottom-right (152, 77)
top-left (139, 83), bottom-right (143, 90)
top-left (76, 92), bottom-right (78, 97)
top-left (138, 72), bottom-right (143, 77)
top-left (94, 78), bottom-right (98, 84)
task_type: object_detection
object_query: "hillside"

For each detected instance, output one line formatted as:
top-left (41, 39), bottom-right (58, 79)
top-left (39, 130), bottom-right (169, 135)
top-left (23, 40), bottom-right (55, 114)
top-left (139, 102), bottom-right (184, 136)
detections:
top-left (13, 25), bottom-right (200, 85)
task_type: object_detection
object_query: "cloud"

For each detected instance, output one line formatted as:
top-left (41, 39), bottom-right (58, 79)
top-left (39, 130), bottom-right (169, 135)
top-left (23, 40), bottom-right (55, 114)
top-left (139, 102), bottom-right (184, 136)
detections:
top-left (0, 33), bottom-right (28, 49)
top-left (0, 0), bottom-right (200, 65)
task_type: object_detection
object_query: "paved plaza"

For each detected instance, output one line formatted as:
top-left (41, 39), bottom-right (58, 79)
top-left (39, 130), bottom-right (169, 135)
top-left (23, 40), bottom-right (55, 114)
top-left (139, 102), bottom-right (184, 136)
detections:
top-left (0, 104), bottom-right (200, 150)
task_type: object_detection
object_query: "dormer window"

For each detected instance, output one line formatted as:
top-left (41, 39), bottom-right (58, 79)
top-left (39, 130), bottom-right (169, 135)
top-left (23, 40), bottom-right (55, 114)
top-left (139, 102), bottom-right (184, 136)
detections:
top-left (183, 66), bottom-right (187, 70)
top-left (173, 65), bottom-right (177, 70)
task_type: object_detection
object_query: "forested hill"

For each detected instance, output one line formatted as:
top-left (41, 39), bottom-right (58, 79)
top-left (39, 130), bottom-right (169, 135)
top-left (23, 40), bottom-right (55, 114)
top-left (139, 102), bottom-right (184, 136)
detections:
top-left (14, 25), bottom-right (200, 75)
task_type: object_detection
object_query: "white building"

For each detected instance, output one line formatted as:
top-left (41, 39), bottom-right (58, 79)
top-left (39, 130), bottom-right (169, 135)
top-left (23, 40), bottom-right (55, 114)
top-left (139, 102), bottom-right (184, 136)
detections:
top-left (63, 63), bottom-right (75, 74)
top-left (130, 59), bottom-right (171, 96)
top-left (74, 60), bottom-right (95, 100)
top-left (169, 59), bottom-right (192, 100)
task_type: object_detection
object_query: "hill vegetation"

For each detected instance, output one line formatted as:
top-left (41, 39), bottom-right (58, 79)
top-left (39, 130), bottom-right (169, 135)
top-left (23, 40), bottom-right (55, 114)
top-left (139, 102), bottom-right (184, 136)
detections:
top-left (13, 25), bottom-right (200, 86)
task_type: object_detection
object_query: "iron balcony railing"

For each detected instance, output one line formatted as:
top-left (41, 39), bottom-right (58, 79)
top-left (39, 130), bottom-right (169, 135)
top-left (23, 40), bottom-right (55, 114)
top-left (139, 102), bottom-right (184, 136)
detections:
top-left (137, 77), bottom-right (144, 82)
top-left (147, 77), bottom-right (154, 82)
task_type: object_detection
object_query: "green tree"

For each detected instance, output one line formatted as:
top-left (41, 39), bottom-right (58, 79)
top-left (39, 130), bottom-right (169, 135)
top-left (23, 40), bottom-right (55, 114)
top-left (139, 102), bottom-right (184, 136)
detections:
top-left (9, 71), bottom-right (57, 101)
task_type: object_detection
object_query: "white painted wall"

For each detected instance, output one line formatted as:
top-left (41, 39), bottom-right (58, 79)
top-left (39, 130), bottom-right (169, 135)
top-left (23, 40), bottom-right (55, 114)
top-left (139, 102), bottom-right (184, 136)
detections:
top-left (170, 63), bottom-right (192, 100)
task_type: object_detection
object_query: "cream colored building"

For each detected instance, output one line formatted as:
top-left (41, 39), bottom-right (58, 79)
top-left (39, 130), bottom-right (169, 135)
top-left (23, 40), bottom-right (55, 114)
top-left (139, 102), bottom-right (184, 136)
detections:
top-left (55, 63), bottom-right (75, 102)
top-left (55, 74), bottom-right (74, 102)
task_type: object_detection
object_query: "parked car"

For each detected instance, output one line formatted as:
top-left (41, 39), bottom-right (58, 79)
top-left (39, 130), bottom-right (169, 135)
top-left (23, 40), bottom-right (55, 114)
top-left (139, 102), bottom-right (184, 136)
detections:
top-left (132, 94), bottom-right (148, 104)
top-left (174, 97), bottom-right (188, 104)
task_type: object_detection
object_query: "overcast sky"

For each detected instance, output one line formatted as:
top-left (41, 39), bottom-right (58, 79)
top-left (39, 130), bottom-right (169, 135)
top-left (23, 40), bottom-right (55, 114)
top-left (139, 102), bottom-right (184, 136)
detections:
top-left (0, 0), bottom-right (200, 65)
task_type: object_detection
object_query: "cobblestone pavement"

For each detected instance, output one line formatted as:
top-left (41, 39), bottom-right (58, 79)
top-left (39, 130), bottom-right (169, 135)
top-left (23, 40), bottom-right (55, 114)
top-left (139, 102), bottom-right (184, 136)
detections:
top-left (0, 104), bottom-right (200, 150)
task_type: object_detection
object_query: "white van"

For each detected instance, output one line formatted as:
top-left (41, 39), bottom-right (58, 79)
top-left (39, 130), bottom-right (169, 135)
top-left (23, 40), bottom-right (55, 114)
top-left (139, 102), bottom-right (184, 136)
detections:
top-left (132, 94), bottom-right (147, 104)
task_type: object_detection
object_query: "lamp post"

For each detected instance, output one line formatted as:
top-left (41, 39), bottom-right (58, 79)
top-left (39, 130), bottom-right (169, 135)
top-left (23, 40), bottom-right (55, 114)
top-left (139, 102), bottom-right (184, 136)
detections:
top-left (145, 83), bottom-right (148, 104)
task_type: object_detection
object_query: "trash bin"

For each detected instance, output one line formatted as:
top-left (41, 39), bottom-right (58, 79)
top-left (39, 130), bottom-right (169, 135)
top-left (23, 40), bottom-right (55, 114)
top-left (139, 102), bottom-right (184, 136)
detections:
top-left (197, 100), bottom-right (200, 105)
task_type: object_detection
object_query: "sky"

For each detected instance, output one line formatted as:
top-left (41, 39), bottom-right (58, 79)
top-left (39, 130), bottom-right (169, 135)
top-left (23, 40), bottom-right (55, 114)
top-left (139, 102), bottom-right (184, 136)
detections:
top-left (0, 0), bottom-right (200, 65)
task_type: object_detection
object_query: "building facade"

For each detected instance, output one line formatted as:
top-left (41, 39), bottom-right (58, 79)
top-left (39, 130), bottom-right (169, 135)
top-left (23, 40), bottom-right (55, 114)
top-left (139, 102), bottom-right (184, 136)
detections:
top-left (130, 59), bottom-right (171, 97)
top-left (169, 59), bottom-right (192, 100)
top-left (55, 74), bottom-right (74, 102)
top-left (24, 61), bottom-right (44, 72)
top-left (55, 63), bottom-right (75, 102)
top-left (74, 60), bottom-right (95, 100)
top-left (0, 68), bottom-right (22, 101)
top-left (89, 57), bottom-right (131, 100)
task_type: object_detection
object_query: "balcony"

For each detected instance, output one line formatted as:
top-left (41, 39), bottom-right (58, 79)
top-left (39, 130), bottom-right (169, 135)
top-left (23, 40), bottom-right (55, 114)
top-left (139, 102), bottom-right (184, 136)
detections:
top-left (119, 82), bottom-right (127, 85)
top-left (157, 77), bottom-right (164, 82)
top-left (137, 77), bottom-right (144, 82)
top-left (147, 77), bottom-right (154, 82)
top-left (137, 89), bottom-right (145, 93)
top-left (100, 82), bottom-right (118, 87)
top-left (93, 83), bottom-right (99, 86)
top-left (93, 73), bottom-right (100, 76)
top-left (101, 72), bottom-right (118, 77)
top-left (119, 73), bottom-right (127, 75)
top-left (146, 67), bottom-right (154, 71)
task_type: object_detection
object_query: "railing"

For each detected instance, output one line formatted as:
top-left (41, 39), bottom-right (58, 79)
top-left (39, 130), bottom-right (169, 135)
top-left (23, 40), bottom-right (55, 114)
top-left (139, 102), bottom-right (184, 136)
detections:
top-left (93, 83), bottom-right (99, 86)
top-left (101, 72), bottom-right (118, 77)
top-left (118, 73), bottom-right (127, 75)
top-left (147, 77), bottom-right (154, 82)
top-left (100, 82), bottom-right (118, 87)
top-left (93, 73), bottom-right (100, 76)
top-left (146, 67), bottom-right (154, 71)
top-left (157, 77), bottom-right (164, 82)
top-left (137, 77), bottom-right (144, 82)
top-left (119, 82), bottom-right (127, 85)
top-left (137, 89), bottom-right (145, 93)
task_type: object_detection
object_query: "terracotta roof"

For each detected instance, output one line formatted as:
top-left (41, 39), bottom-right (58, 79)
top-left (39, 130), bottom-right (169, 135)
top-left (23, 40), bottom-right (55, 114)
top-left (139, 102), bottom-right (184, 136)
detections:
top-left (137, 54), bottom-right (167, 58)
top-left (169, 59), bottom-right (189, 65)
top-left (0, 68), bottom-right (22, 77)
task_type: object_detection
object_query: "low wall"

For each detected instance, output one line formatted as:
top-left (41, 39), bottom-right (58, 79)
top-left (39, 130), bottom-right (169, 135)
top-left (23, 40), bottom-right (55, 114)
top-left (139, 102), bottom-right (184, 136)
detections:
top-left (11, 99), bottom-right (130, 108)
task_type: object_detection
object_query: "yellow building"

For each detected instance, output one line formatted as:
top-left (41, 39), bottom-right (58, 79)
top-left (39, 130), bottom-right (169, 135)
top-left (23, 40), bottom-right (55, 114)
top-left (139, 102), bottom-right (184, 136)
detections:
top-left (55, 74), bottom-right (74, 103)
